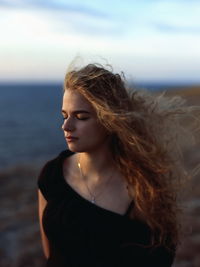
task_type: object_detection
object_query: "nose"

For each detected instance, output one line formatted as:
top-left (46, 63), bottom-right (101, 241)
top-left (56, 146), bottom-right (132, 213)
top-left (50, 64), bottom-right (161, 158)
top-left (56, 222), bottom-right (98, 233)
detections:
top-left (62, 117), bottom-right (75, 132)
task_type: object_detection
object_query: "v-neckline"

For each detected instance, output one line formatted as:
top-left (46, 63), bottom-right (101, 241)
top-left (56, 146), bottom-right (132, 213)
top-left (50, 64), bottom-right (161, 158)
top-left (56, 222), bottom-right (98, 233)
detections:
top-left (60, 150), bottom-right (133, 219)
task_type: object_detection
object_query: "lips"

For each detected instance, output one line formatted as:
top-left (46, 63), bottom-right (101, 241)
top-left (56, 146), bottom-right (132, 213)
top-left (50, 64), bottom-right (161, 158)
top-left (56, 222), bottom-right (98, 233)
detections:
top-left (65, 136), bottom-right (78, 142)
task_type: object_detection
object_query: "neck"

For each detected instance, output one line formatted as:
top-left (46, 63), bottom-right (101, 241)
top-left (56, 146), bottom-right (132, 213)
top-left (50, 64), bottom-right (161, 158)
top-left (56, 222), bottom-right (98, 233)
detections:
top-left (77, 146), bottom-right (115, 184)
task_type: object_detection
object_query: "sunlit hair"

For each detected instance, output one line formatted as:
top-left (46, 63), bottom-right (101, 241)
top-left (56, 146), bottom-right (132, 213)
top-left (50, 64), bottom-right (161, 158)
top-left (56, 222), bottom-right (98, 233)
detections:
top-left (63, 63), bottom-right (199, 249)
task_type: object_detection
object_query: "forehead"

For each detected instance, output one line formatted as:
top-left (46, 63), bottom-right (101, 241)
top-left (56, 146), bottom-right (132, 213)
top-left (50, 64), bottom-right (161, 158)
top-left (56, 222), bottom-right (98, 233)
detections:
top-left (62, 90), bottom-right (94, 112)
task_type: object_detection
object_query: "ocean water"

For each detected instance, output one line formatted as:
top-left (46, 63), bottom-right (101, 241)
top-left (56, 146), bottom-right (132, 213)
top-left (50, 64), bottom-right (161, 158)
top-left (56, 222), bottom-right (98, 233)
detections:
top-left (0, 82), bottom-right (186, 170)
top-left (0, 84), bottom-right (66, 169)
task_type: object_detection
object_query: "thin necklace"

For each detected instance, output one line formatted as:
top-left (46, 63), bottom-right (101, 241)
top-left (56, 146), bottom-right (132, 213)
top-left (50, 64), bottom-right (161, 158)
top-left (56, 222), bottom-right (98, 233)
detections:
top-left (77, 155), bottom-right (114, 204)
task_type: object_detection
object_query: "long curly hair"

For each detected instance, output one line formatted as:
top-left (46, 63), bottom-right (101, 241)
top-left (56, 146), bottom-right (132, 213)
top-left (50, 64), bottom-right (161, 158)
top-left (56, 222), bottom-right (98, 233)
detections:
top-left (63, 63), bottom-right (199, 249)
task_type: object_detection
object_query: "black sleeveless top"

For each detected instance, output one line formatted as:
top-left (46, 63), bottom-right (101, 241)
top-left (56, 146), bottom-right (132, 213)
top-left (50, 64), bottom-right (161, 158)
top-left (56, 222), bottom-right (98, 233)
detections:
top-left (37, 150), bottom-right (175, 267)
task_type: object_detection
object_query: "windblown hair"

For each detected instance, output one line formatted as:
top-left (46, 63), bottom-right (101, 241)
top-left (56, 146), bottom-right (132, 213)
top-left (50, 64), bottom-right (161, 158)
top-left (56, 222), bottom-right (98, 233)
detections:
top-left (63, 63), bottom-right (199, 249)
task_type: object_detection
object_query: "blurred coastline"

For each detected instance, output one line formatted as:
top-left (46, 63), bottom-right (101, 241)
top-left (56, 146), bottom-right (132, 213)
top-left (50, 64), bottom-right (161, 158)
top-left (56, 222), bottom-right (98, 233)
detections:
top-left (0, 83), bottom-right (200, 266)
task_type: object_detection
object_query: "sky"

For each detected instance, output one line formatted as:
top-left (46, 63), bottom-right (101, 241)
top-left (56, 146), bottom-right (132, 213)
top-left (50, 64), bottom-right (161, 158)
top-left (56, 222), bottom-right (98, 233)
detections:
top-left (0, 0), bottom-right (200, 83)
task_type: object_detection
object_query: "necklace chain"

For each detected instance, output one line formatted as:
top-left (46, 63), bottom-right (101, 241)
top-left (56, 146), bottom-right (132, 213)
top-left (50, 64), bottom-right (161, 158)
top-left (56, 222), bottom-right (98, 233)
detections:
top-left (77, 156), bottom-right (114, 204)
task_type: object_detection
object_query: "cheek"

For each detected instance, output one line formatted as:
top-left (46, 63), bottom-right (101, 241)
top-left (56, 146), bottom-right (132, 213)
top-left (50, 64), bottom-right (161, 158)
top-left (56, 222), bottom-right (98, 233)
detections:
top-left (90, 123), bottom-right (108, 141)
top-left (80, 121), bottom-right (107, 137)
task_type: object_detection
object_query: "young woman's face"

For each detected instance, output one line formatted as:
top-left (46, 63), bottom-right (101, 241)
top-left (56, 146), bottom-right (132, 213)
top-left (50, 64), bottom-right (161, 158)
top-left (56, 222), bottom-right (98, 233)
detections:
top-left (61, 90), bottom-right (109, 153)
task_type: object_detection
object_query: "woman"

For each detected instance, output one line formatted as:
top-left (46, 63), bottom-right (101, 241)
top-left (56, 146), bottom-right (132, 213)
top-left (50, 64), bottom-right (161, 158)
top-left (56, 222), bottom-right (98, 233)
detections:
top-left (38, 63), bottom-right (193, 267)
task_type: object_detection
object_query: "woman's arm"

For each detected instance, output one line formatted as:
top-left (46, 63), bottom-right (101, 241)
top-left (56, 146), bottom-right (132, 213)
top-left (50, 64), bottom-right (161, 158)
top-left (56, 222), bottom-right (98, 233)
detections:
top-left (38, 189), bottom-right (50, 259)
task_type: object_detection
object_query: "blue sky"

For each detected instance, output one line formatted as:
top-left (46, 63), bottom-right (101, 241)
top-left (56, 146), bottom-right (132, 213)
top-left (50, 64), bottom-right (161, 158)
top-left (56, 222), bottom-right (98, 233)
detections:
top-left (1, 0), bottom-right (200, 83)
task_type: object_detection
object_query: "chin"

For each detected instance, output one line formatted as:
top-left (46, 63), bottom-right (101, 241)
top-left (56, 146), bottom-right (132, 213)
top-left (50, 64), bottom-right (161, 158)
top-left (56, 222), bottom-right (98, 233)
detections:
top-left (67, 141), bottom-right (106, 153)
top-left (67, 145), bottom-right (77, 152)
top-left (67, 144), bottom-right (83, 153)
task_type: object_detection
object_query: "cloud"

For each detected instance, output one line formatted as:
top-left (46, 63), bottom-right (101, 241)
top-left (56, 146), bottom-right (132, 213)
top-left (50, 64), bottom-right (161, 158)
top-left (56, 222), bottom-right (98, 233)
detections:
top-left (0, 0), bottom-right (121, 39)
top-left (153, 23), bottom-right (200, 34)
top-left (1, 0), bottom-right (200, 82)
top-left (140, 0), bottom-right (200, 36)
top-left (0, 0), bottom-right (122, 38)
top-left (0, 0), bottom-right (109, 19)
top-left (50, 9), bottom-right (123, 38)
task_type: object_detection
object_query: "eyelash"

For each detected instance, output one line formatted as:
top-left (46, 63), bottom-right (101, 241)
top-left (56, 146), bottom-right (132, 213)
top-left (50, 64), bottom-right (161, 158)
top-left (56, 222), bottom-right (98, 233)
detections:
top-left (62, 116), bottom-right (89, 121)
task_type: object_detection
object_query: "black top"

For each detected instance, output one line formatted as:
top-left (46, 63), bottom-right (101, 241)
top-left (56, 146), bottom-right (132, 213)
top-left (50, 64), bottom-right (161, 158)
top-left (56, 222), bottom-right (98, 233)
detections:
top-left (37, 149), bottom-right (175, 267)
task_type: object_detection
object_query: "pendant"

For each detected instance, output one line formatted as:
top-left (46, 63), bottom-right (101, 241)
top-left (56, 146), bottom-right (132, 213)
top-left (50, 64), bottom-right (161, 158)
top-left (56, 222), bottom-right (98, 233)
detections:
top-left (91, 197), bottom-right (95, 204)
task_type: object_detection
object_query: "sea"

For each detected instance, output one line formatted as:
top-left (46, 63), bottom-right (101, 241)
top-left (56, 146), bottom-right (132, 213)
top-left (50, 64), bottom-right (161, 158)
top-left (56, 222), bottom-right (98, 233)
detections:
top-left (0, 82), bottom-right (193, 170)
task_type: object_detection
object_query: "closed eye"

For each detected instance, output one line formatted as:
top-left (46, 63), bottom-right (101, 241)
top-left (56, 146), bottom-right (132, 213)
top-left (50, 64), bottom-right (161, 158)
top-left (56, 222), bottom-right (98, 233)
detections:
top-left (76, 115), bottom-right (89, 120)
top-left (62, 116), bottom-right (89, 121)
top-left (61, 110), bottom-right (91, 121)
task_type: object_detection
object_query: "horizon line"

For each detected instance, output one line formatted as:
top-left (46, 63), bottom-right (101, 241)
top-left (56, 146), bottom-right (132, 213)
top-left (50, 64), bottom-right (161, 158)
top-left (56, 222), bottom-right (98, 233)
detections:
top-left (0, 80), bottom-right (200, 86)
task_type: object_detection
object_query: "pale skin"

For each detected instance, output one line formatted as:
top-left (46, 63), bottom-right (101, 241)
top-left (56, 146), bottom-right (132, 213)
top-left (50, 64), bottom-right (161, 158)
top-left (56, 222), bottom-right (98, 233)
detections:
top-left (38, 89), bottom-right (132, 259)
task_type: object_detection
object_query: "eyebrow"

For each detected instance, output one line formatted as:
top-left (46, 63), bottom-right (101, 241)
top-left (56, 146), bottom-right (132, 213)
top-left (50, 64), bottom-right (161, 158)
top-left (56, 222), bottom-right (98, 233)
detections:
top-left (61, 109), bottom-right (91, 115)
